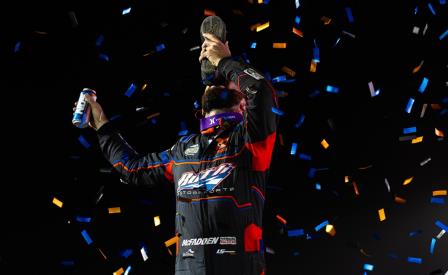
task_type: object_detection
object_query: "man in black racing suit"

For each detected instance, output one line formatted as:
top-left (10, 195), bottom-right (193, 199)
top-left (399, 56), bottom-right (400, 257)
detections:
top-left (83, 32), bottom-right (278, 275)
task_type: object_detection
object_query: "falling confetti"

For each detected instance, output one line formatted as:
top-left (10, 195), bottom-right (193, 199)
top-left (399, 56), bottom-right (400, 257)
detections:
top-left (378, 208), bottom-right (386, 221)
top-left (52, 197), bottom-right (63, 208)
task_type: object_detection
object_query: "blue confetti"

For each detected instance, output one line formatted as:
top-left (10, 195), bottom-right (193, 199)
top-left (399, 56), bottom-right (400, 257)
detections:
top-left (431, 197), bottom-right (445, 204)
top-left (409, 230), bottom-right (422, 237)
top-left (81, 230), bottom-right (93, 245)
top-left (156, 43), bottom-right (166, 52)
top-left (441, 0), bottom-right (446, 4)
top-left (313, 47), bottom-right (320, 63)
top-left (110, 114), bottom-right (122, 121)
top-left (60, 260), bottom-right (75, 266)
top-left (388, 253), bottom-right (399, 259)
top-left (151, 118), bottom-right (157, 124)
top-left (250, 42), bottom-right (257, 49)
top-left (427, 3), bottom-right (436, 15)
top-left (124, 266), bottom-right (132, 275)
top-left (418, 77), bottom-right (429, 93)
top-left (315, 220), bottom-right (329, 232)
top-left (295, 114), bottom-right (305, 128)
top-left (403, 127), bottom-right (417, 134)
top-left (125, 83), bottom-right (137, 97)
top-left (78, 135), bottom-right (91, 149)
top-left (345, 7), bottom-right (354, 23)
top-left (288, 229), bottom-right (305, 237)
top-left (430, 238), bottom-right (436, 254)
top-left (299, 153), bottom-right (312, 160)
top-left (308, 167), bottom-right (316, 178)
top-left (315, 183), bottom-right (321, 190)
top-left (436, 220), bottom-right (448, 231)
top-left (295, 16), bottom-right (301, 25)
top-left (272, 75), bottom-right (287, 83)
top-left (405, 98), bottom-right (415, 114)
top-left (76, 216), bottom-right (91, 223)
top-left (99, 53), bottom-right (110, 62)
top-left (122, 7), bottom-right (132, 15)
top-left (439, 29), bottom-right (448, 40)
top-left (407, 257), bottom-right (422, 264)
top-left (309, 90), bottom-right (320, 97)
top-left (194, 100), bottom-right (200, 109)
top-left (363, 263), bottom-right (374, 271)
top-left (290, 143), bottom-right (298, 155)
top-left (14, 41), bottom-right (21, 53)
top-left (96, 34), bottom-right (105, 47)
top-left (414, 6), bottom-right (418, 15)
top-left (120, 249), bottom-right (133, 258)
top-left (326, 85), bottom-right (339, 93)
top-left (271, 107), bottom-right (285, 116)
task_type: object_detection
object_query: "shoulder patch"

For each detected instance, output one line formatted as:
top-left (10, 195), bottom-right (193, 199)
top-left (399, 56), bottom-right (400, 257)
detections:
top-left (184, 144), bottom-right (199, 156)
top-left (243, 68), bottom-right (264, 80)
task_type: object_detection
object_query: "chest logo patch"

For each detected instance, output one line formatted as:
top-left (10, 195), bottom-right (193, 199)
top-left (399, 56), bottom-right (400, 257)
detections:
top-left (177, 163), bottom-right (235, 192)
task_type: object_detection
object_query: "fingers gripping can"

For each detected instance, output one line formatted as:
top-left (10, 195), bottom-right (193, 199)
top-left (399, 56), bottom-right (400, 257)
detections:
top-left (72, 88), bottom-right (97, 128)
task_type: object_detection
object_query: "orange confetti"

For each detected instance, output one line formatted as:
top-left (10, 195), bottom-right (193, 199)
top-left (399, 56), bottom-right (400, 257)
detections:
top-left (146, 112), bottom-right (161, 120)
top-left (344, 176), bottom-right (350, 183)
top-left (108, 207), bottom-right (121, 214)
top-left (204, 9), bottom-right (216, 16)
top-left (435, 128), bottom-right (445, 137)
top-left (353, 182), bottom-right (360, 196)
top-left (378, 208), bottom-right (386, 221)
top-left (433, 190), bottom-right (447, 196)
top-left (273, 42), bottom-right (287, 49)
top-left (141, 83), bottom-right (148, 91)
top-left (411, 136), bottom-right (423, 144)
top-left (394, 196), bottom-right (407, 204)
top-left (321, 16), bottom-right (332, 25)
top-left (276, 214), bottom-right (287, 225)
top-left (281, 66), bottom-right (296, 77)
top-left (292, 27), bottom-right (304, 37)
top-left (113, 267), bottom-right (124, 275)
top-left (412, 60), bottom-right (424, 73)
top-left (52, 197), bottom-right (63, 208)
top-left (403, 177), bottom-right (414, 186)
top-left (257, 0), bottom-right (263, 3)
top-left (431, 104), bottom-right (442, 110)
top-left (165, 234), bottom-right (180, 256)
top-left (255, 22), bottom-right (270, 32)
top-left (310, 60), bottom-right (317, 73)
top-left (325, 224), bottom-right (336, 236)
top-left (321, 139), bottom-right (330, 149)
top-left (165, 235), bottom-right (179, 247)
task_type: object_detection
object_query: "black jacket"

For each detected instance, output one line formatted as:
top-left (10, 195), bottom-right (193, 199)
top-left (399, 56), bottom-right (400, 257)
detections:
top-left (97, 57), bottom-right (278, 275)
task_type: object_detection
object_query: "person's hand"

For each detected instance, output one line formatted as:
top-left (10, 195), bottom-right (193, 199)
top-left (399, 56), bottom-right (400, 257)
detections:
top-left (73, 94), bottom-right (109, 131)
top-left (199, 33), bottom-right (231, 67)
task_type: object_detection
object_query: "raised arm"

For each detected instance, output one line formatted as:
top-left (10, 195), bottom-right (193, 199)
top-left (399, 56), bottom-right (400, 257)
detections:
top-left (85, 95), bottom-right (174, 186)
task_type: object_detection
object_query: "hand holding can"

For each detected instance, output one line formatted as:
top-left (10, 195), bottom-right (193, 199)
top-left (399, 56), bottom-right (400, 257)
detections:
top-left (72, 88), bottom-right (108, 130)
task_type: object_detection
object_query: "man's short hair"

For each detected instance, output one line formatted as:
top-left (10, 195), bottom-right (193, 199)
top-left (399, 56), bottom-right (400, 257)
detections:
top-left (201, 86), bottom-right (245, 114)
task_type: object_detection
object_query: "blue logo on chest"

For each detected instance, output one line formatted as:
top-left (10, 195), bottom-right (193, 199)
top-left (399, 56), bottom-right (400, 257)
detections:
top-left (177, 163), bottom-right (235, 192)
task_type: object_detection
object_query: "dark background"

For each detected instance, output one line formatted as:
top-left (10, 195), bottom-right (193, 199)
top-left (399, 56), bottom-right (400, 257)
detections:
top-left (2, 0), bottom-right (447, 274)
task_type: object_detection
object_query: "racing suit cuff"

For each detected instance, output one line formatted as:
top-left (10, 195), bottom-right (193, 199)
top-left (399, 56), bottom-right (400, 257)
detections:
top-left (96, 121), bottom-right (115, 135)
top-left (217, 56), bottom-right (239, 81)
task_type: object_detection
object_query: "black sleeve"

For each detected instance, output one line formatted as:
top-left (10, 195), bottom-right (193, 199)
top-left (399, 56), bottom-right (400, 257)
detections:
top-left (97, 122), bottom-right (175, 186)
top-left (217, 57), bottom-right (278, 171)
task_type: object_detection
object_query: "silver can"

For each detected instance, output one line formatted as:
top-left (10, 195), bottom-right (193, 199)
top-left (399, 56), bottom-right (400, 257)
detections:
top-left (72, 88), bottom-right (96, 128)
